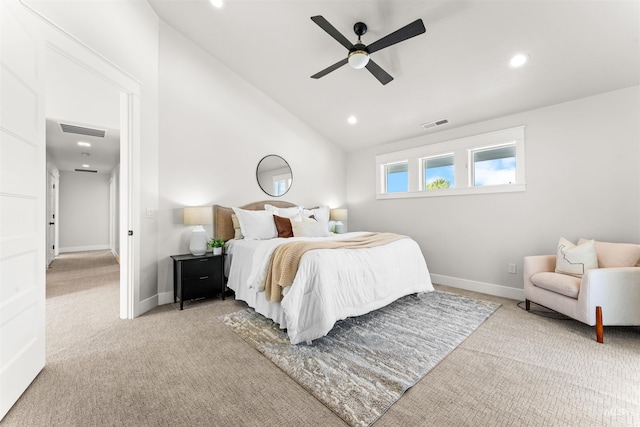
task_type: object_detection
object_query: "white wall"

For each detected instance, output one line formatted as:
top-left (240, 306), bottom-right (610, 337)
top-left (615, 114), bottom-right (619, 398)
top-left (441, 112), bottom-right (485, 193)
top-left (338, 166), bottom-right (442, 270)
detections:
top-left (46, 46), bottom-right (120, 129)
top-left (346, 86), bottom-right (640, 298)
top-left (156, 22), bottom-right (347, 301)
top-left (58, 171), bottom-right (110, 252)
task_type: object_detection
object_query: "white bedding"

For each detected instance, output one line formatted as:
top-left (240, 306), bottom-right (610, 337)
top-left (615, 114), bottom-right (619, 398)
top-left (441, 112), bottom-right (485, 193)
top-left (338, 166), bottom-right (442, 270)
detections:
top-left (225, 232), bottom-right (433, 344)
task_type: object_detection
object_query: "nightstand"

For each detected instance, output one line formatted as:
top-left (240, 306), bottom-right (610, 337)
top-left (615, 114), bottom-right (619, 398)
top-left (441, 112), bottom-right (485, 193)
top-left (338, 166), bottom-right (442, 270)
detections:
top-left (170, 253), bottom-right (226, 310)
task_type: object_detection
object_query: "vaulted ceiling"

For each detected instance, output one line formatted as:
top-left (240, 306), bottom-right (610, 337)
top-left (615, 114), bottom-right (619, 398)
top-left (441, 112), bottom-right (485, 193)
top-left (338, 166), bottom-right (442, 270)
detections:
top-left (45, 0), bottom-right (640, 173)
top-left (148, 0), bottom-right (640, 151)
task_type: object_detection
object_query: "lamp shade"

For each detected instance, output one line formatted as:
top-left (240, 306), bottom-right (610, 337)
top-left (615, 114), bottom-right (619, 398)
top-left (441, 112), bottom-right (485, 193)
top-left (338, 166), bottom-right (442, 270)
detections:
top-left (183, 206), bottom-right (212, 226)
top-left (330, 208), bottom-right (348, 222)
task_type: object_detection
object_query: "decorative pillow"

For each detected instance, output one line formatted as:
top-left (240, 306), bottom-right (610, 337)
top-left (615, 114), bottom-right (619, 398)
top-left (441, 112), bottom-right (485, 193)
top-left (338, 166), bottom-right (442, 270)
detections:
top-left (231, 214), bottom-right (244, 239)
top-left (273, 214), bottom-right (294, 238)
top-left (302, 206), bottom-right (330, 232)
top-left (231, 208), bottom-right (277, 240)
top-left (577, 238), bottom-right (640, 268)
top-left (555, 237), bottom-right (598, 277)
top-left (292, 217), bottom-right (331, 237)
top-left (264, 204), bottom-right (301, 219)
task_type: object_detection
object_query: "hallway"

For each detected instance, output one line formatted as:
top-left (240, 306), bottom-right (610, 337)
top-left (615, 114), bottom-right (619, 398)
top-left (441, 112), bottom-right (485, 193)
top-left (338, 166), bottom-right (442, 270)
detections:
top-left (46, 250), bottom-right (120, 358)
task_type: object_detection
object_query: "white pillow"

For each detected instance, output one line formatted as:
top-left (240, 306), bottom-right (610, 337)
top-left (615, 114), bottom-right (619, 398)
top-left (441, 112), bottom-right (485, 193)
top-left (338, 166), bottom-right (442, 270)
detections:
top-left (302, 206), bottom-right (330, 232)
top-left (232, 207), bottom-right (277, 240)
top-left (555, 237), bottom-right (598, 277)
top-left (291, 218), bottom-right (331, 237)
top-left (264, 204), bottom-right (301, 219)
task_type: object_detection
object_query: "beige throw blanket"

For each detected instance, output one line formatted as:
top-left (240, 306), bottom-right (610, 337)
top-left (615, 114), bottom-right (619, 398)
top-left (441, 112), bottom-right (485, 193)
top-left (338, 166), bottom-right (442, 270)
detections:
top-left (264, 232), bottom-right (406, 302)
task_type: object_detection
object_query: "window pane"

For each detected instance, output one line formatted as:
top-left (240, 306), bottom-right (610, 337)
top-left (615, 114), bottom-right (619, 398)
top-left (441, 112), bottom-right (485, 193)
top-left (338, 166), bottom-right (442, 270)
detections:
top-left (385, 162), bottom-right (408, 193)
top-left (473, 145), bottom-right (516, 186)
top-left (274, 180), bottom-right (287, 196)
top-left (423, 155), bottom-right (454, 190)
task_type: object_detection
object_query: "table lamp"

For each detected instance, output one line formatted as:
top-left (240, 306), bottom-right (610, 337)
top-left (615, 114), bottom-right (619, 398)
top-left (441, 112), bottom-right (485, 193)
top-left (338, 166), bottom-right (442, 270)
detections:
top-left (330, 208), bottom-right (348, 234)
top-left (183, 206), bottom-right (212, 255)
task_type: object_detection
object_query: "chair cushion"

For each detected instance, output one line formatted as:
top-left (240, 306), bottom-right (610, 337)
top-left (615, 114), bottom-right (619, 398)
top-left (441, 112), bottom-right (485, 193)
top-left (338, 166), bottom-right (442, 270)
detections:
top-left (578, 239), bottom-right (640, 268)
top-left (555, 238), bottom-right (598, 277)
top-left (531, 272), bottom-right (581, 299)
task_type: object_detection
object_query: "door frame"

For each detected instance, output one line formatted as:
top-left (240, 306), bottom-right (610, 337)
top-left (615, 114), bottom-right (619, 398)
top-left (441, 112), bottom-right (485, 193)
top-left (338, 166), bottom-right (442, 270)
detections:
top-left (27, 3), bottom-right (142, 319)
top-left (46, 164), bottom-right (59, 266)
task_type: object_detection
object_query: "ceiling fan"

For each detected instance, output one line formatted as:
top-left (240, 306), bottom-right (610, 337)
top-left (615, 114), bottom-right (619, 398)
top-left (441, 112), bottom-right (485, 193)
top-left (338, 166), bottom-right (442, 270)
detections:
top-left (310, 15), bottom-right (426, 85)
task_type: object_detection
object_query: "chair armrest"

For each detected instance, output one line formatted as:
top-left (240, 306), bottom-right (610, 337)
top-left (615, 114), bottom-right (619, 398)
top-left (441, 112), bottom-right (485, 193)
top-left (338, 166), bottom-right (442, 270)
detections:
top-left (523, 255), bottom-right (555, 283)
top-left (578, 267), bottom-right (640, 325)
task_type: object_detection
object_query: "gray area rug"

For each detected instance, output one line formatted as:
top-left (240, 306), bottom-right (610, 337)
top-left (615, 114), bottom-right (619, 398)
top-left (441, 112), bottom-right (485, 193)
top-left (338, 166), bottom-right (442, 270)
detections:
top-left (219, 291), bottom-right (500, 427)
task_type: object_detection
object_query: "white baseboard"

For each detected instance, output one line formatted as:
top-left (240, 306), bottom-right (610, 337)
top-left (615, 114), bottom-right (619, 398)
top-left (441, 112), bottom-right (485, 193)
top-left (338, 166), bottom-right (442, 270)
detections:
top-left (136, 292), bottom-right (174, 318)
top-left (430, 273), bottom-right (524, 301)
top-left (111, 248), bottom-right (120, 263)
top-left (158, 291), bottom-right (174, 306)
top-left (59, 244), bottom-right (110, 253)
top-left (136, 294), bottom-right (158, 317)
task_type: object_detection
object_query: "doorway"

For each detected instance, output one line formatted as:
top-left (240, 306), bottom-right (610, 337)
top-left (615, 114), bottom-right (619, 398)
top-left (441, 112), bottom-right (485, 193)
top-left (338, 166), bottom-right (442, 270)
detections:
top-left (40, 31), bottom-right (141, 320)
top-left (45, 44), bottom-right (121, 289)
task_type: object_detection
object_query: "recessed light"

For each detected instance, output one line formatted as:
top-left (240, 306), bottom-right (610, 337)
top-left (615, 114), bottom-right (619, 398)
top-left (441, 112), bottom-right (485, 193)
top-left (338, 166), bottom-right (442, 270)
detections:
top-left (210, 0), bottom-right (223, 8)
top-left (509, 53), bottom-right (529, 68)
top-left (77, 142), bottom-right (91, 147)
top-left (82, 164), bottom-right (90, 168)
top-left (347, 115), bottom-right (358, 125)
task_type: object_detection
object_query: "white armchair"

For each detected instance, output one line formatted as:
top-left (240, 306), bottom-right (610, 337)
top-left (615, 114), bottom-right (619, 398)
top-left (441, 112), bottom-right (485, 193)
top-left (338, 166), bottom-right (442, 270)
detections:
top-left (524, 239), bottom-right (640, 343)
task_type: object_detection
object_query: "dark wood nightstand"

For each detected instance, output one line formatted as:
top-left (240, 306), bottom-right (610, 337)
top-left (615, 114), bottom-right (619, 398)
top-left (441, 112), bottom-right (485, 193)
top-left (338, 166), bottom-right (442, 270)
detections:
top-left (170, 253), bottom-right (226, 310)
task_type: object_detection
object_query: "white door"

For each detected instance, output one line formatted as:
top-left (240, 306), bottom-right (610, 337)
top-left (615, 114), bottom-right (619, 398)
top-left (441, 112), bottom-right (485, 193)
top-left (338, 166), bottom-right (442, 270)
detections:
top-left (0, 0), bottom-right (46, 420)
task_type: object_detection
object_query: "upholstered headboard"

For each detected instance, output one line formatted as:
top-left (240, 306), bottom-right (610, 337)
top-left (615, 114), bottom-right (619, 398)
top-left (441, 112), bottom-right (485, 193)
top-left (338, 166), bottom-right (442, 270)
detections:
top-left (213, 200), bottom-right (297, 241)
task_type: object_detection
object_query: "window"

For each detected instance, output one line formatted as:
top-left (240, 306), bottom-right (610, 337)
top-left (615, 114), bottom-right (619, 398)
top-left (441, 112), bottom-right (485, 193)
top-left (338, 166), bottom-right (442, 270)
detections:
top-left (272, 173), bottom-right (291, 196)
top-left (376, 126), bottom-right (525, 199)
top-left (385, 162), bottom-right (408, 193)
top-left (471, 144), bottom-right (516, 187)
top-left (273, 179), bottom-right (287, 196)
top-left (423, 154), bottom-right (454, 190)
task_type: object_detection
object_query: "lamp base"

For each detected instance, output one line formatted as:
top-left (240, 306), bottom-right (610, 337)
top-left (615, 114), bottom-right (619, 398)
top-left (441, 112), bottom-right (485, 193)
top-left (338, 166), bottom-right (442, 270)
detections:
top-left (335, 222), bottom-right (345, 234)
top-left (189, 225), bottom-right (208, 256)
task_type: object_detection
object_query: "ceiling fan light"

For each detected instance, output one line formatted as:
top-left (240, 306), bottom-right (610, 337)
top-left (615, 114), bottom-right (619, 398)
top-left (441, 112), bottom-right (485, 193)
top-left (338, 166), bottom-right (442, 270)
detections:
top-left (348, 50), bottom-right (369, 69)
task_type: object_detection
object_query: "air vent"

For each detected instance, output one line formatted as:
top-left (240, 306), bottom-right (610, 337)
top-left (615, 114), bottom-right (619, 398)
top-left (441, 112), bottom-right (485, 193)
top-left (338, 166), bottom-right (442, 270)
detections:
top-left (421, 118), bottom-right (449, 130)
top-left (60, 123), bottom-right (106, 138)
top-left (74, 169), bottom-right (98, 173)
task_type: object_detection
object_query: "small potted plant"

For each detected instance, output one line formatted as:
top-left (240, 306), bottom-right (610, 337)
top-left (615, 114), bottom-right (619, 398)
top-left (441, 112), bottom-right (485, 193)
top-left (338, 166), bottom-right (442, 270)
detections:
top-left (209, 238), bottom-right (225, 255)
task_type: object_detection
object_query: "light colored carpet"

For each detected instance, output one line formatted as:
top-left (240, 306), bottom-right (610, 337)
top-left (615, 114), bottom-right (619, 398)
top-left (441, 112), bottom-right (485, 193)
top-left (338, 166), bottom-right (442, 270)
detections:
top-left (2, 251), bottom-right (639, 426)
top-left (219, 292), bottom-right (500, 427)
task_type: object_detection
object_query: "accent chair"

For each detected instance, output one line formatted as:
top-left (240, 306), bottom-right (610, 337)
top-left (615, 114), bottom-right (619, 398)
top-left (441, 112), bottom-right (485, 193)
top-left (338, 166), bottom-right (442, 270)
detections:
top-left (524, 239), bottom-right (640, 343)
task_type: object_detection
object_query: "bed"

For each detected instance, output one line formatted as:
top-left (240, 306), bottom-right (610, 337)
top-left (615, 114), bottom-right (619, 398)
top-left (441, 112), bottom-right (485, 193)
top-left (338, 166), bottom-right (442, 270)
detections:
top-left (215, 200), bottom-right (433, 344)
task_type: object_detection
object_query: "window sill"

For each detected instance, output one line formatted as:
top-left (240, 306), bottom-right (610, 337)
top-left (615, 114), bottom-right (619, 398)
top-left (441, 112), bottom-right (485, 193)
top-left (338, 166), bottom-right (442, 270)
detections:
top-left (376, 183), bottom-right (526, 200)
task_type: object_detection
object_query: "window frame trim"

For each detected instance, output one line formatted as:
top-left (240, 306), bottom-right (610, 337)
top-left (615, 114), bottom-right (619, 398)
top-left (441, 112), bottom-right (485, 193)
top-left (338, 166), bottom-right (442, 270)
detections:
top-left (376, 126), bottom-right (526, 199)
top-left (382, 159), bottom-right (409, 194)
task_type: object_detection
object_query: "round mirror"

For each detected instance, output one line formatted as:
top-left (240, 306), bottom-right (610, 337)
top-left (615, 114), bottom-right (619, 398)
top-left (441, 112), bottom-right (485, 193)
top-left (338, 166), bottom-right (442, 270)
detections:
top-left (256, 155), bottom-right (293, 197)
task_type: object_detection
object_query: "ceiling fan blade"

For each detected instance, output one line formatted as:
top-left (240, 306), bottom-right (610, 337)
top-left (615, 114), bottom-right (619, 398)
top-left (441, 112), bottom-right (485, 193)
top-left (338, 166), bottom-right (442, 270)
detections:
top-left (367, 19), bottom-right (426, 54)
top-left (311, 16), bottom-right (354, 50)
top-left (311, 58), bottom-right (349, 79)
top-left (365, 60), bottom-right (394, 85)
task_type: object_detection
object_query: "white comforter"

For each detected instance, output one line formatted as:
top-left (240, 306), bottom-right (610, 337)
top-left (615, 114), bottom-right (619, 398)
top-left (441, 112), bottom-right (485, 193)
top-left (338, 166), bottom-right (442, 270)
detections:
top-left (225, 232), bottom-right (433, 344)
